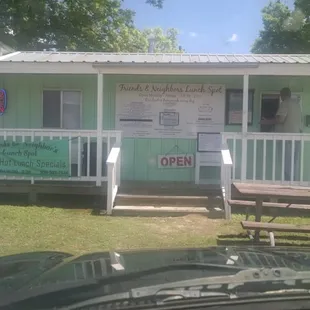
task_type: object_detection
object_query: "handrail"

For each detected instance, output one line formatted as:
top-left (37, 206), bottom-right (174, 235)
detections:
top-left (106, 143), bottom-right (121, 215)
top-left (223, 132), bottom-right (310, 137)
top-left (106, 145), bottom-right (121, 164)
top-left (0, 129), bottom-right (122, 138)
top-left (0, 128), bottom-right (122, 134)
top-left (221, 146), bottom-right (233, 220)
top-left (221, 149), bottom-right (233, 166)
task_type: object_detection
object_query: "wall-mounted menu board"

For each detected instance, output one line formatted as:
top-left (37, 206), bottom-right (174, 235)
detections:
top-left (226, 89), bottom-right (254, 125)
top-left (197, 132), bottom-right (221, 152)
top-left (115, 83), bottom-right (226, 138)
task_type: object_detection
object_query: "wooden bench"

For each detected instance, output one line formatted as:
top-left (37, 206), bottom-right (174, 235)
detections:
top-left (232, 183), bottom-right (310, 243)
top-left (228, 199), bottom-right (310, 219)
top-left (241, 221), bottom-right (310, 246)
top-left (228, 199), bottom-right (310, 210)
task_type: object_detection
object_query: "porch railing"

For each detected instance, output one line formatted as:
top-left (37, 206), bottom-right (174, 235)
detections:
top-left (222, 132), bottom-right (310, 186)
top-left (106, 143), bottom-right (121, 215)
top-left (0, 128), bottom-right (122, 184)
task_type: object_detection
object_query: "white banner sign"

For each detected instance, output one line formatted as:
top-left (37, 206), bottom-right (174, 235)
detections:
top-left (115, 83), bottom-right (225, 138)
top-left (158, 154), bottom-right (195, 168)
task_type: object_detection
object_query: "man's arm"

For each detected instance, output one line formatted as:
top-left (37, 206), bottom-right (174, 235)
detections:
top-left (260, 105), bottom-right (287, 125)
top-left (260, 114), bottom-right (286, 125)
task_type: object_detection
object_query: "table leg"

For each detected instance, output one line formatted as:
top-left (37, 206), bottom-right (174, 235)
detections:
top-left (254, 198), bottom-right (263, 242)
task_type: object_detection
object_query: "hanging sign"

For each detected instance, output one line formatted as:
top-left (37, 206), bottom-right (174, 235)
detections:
top-left (0, 89), bottom-right (7, 116)
top-left (158, 154), bottom-right (195, 168)
top-left (0, 140), bottom-right (69, 177)
top-left (115, 83), bottom-right (225, 138)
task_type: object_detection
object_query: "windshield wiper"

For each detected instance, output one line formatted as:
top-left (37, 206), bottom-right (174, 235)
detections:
top-left (0, 262), bottom-right (246, 308)
top-left (60, 289), bottom-right (233, 310)
top-left (60, 267), bottom-right (310, 310)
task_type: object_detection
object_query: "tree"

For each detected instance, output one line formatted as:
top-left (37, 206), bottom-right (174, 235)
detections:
top-left (146, 0), bottom-right (164, 9)
top-left (142, 27), bottom-right (183, 53)
top-left (0, 0), bottom-right (133, 51)
top-left (0, 0), bottom-right (174, 52)
top-left (112, 27), bottom-right (183, 53)
top-left (252, 0), bottom-right (310, 53)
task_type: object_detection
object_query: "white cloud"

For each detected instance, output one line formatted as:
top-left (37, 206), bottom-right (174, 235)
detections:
top-left (189, 32), bottom-right (198, 38)
top-left (227, 33), bottom-right (238, 42)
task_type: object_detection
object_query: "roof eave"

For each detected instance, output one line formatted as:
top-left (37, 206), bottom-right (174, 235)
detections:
top-left (92, 62), bottom-right (260, 68)
top-left (0, 59), bottom-right (309, 76)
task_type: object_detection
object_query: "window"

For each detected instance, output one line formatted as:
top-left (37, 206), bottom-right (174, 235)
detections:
top-left (225, 89), bottom-right (254, 125)
top-left (43, 90), bottom-right (81, 129)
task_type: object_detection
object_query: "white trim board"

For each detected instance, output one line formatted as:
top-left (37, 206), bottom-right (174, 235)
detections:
top-left (0, 62), bottom-right (310, 76)
top-left (95, 63), bottom-right (310, 76)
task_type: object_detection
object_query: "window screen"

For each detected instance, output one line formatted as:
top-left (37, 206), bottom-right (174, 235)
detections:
top-left (43, 90), bottom-right (61, 128)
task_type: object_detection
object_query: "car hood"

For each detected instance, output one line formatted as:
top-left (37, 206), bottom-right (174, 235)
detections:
top-left (1, 246), bottom-right (310, 297)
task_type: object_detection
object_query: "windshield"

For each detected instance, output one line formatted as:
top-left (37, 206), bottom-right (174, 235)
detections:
top-left (1, 0), bottom-right (310, 309)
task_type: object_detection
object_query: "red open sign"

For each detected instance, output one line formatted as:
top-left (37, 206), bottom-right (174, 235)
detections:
top-left (158, 154), bottom-right (194, 168)
top-left (0, 89), bottom-right (7, 116)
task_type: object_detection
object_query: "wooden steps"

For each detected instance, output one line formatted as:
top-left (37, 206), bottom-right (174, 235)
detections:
top-left (113, 182), bottom-right (224, 217)
top-left (112, 205), bottom-right (218, 217)
top-left (115, 193), bottom-right (209, 207)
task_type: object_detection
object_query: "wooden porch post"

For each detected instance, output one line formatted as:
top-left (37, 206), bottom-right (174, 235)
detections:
top-left (241, 74), bottom-right (249, 181)
top-left (96, 73), bottom-right (103, 186)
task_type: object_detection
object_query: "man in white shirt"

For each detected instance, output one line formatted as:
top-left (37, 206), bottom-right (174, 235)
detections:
top-left (260, 87), bottom-right (302, 181)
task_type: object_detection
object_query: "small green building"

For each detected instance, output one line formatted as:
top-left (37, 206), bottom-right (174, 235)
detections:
top-left (0, 51), bottom-right (309, 214)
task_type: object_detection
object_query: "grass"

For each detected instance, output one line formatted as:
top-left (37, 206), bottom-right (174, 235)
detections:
top-left (1, 205), bottom-right (310, 257)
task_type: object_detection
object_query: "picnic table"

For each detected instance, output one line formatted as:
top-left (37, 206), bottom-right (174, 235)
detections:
top-left (232, 183), bottom-right (310, 243)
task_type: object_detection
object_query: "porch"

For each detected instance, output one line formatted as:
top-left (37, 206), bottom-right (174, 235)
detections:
top-left (0, 128), bottom-right (122, 214)
top-left (0, 126), bottom-right (309, 218)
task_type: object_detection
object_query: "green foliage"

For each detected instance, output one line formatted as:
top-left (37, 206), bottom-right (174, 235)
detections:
top-left (142, 27), bottom-right (183, 53)
top-left (146, 0), bottom-right (164, 9)
top-left (0, 0), bottom-right (180, 52)
top-left (252, 0), bottom-right (310, 53)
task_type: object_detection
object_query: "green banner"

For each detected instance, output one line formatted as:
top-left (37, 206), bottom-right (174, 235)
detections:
top-left (0, 140), bottom-right (69, 177)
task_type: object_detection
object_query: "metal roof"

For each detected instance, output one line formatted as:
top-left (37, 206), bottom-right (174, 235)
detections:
top-left (1, 51), bottom-right (310, 64)
top-left (0, 42), bottom-right (15, 56)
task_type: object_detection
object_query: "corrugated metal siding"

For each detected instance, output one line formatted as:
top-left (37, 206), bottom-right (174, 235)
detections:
top-left (1, 51), bottom-right (310, 64)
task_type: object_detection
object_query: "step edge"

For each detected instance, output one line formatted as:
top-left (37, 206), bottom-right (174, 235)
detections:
top-left (116, 194), bottom-right (211, 200)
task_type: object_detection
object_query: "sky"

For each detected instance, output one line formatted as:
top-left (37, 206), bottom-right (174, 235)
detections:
top-left (122, 0), bottom-right (295, 54)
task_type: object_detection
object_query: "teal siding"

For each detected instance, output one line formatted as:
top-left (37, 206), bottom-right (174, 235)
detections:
top-left (0, 74), bottom-right (97, 129)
